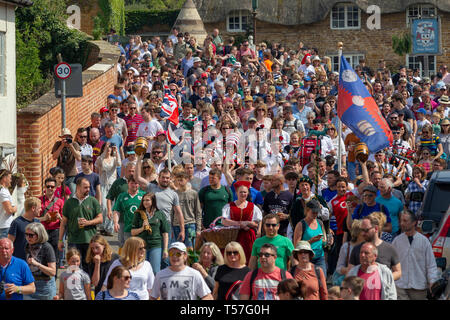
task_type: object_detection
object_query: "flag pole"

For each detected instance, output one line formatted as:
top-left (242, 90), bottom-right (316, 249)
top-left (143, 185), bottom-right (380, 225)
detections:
top-left (337, 41), bottom-right (343, 172)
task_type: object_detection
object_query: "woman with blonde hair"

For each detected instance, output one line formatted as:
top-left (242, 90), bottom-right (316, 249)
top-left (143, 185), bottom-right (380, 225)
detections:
top-left (333, 219), bottom-right (364, 285)
top-left (140, 158), bottom-right (158, 186)
top-left (213, 241), bottom-right (250, 300)
top-left (254, 103), bottom-right (272, 129)
top-left (103, 236), bottom-right (155, 300)
top-left (191, 242), bottom-right (224, 291)
top-left (85, 234), bottom-right (119, 296)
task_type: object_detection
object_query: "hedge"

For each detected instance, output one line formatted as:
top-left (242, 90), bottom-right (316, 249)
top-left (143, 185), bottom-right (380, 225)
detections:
top-left (97, 0), bottom-right (126, 36)
top-left (125, 8), bottom-right (180, 34)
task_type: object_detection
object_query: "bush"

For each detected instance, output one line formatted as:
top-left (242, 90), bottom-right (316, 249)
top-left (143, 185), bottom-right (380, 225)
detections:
top-left (97, 0), bottom-right (126, 37)
top-left (15, 0), bottom-right (90, 108)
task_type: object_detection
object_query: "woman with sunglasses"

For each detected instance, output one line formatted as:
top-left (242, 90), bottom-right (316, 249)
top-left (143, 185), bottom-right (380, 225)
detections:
top-left (96, 266), bottom-right (139, 300)
top-left (103, 237), bottom-right (155, 300)
top-left (212, 241), bottom-right (250, 300)
top-left (439, 118), bottom-right (450, 166)
top-left (290, 240), bottom-right (328, 300)
top-left (23, 222), bottom-right (57, 300)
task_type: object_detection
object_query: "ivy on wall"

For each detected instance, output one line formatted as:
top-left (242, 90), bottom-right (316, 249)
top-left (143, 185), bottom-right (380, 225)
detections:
top-left (125, 9), bottom-right (180, 34)
top-left (96, 0), bottom-right (126, 36)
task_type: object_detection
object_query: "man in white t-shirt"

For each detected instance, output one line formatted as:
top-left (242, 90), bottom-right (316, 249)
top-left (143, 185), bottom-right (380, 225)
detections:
top-left (136, 105), bottom-right (164, 155)
top-left (150, 242), bottom-right (212, 300)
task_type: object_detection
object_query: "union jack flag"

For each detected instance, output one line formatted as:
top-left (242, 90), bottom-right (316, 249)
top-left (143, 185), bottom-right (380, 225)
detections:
top-left (160, 92), bottom-right (180, 126)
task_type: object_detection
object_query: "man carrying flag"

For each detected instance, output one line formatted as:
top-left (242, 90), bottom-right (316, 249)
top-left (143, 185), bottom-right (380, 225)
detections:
top-left (337, 55), bottom-right (393, 154)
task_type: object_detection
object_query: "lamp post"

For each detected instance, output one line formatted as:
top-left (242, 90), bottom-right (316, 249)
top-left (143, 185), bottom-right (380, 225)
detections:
top-left (252, 0), bottom-right (258, 42)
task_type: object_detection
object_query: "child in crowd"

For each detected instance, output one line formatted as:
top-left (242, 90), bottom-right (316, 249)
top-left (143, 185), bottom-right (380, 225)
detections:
top-left (58, 248), bottom-right (91, 300)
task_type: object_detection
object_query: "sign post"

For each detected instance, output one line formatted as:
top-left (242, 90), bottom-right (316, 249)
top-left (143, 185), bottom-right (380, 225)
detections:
top-left (54, 62), bottom-right (72, 129)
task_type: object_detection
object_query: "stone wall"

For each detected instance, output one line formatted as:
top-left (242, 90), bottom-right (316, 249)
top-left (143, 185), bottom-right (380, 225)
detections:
top-left (17, 40), bottom-right (120, 197)
top-left (203, 10), bottom-right (450, 72)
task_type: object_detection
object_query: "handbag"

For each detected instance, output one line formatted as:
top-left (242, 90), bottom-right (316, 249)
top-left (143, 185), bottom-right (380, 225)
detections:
top-left (332, 240), bottom-right (351, 286)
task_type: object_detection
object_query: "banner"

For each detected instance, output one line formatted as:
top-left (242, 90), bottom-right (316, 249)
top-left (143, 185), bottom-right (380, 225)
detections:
top-left (338, 56), bottom-right (393, 153)
top-left (412, 18), bottom-right (440, 55)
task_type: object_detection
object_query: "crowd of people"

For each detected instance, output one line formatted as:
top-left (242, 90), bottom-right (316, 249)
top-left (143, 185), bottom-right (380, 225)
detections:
top-left (1, 25), bottom-right (449, 301)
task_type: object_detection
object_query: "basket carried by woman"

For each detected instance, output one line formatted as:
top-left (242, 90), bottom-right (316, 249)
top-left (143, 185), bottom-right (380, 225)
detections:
top-left (200, 217), bottom-right (239, 249)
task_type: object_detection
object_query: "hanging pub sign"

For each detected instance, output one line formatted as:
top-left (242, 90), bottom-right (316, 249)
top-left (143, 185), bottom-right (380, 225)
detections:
top-left (411, 18), bottom-right (440, 55)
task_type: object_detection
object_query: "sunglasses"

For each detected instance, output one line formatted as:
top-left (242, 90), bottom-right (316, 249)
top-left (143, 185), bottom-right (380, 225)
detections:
top-left (79, 135), bottom-right (88, 138)
top-left (122, 275), bottom-right (132, 281)
top-left (129, 107), bottom-right (137, 110)
top-left (226, 251), bottom-right (239, 256)
top-left (265, 223), bottom-right (278, 228)
top-left (361, 227), bottom-right (374, 233)
top-left (46, 185), bottom-right (56, 189)
top-left (25, 233), bottom-right (37, 238)
top-left (169, 251), bottom-right (184, 258)
top-left (258, 252), bottom-right (275, 258)
top-left (152, 151), bottom-right (162, 154)
top-left (143, 166), bottom-right (151, 169)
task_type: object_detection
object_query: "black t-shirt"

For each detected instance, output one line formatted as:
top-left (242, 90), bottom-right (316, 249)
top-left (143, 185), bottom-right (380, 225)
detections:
top-left (214, 264), bottom-right (250, 300)
top-left (84, 253), bottom-right (120, 296)
top-left (9, 216), bottom-right (40, 260)
top-left (25, 242), bottom-right (56, 280)
top-left (262, 190), bottom-right (293, 236)
top-left (349, 241), bottom-right (400, 269)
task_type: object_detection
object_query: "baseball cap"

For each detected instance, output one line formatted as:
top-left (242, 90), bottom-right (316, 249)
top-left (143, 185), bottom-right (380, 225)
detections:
top-left (248, 117), bottom-right (257, 123)
top-left (201, 72), bottom-right (208, 78)
top-left (436, 81), bottom-right (446, 90)
top-left (193, 57), bottom-right (201, 63)
top-left (156, 130), bottom-right (166, 136)
top-left (304, 76), bottom-right (311, 82)
top-left (99, 107), bottom-right (109, 113)
top-left (417, 108), bottom-right (427, 114)
top-left (169, 242), bottom-right (187, 253)
top-left (363, 185), bottom-right (378, 194)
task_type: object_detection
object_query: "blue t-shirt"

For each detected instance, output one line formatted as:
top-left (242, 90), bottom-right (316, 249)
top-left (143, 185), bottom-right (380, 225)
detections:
top-left (352, 202), bottom-right (391, 223)
top-left (95, 290), bottom-right (140, 300)
top-left (0, 256), bottom-right (35, 300)
top-left (321, 188), bottom-right (337, 203)
top-left (375, 195), bottom-right (403, 234)
top-left (8, 216), bottom-right (40, 260)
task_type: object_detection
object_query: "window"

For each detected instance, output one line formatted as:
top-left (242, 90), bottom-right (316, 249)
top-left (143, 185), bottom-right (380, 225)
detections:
top-left (227, 10), bottom-right (251, 33)
top-left (407, 4), bottom-right (436, 24)
top-left (330, 54), bottom-right (365, 72)
top-left (330, 3), bottom-right (360, 30)
top-left (0, 32), bottom-right (4, 96)
top-left (406, 54), bottom-right (436, 78)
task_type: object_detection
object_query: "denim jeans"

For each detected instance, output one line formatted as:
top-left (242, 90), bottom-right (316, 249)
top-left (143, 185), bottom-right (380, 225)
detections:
top-left (24, 278), bottom-right (56, 300)
top-left (312, 255), bottom-right (327, 277)
top-left (172, 223), bottom-right (197, 249)
top-left (146, 247), bottom-right (162, 274)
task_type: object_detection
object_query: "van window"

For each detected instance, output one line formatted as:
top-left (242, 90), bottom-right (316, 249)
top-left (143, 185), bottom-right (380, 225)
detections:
top-left (429, 183), bottom-right (450, 214)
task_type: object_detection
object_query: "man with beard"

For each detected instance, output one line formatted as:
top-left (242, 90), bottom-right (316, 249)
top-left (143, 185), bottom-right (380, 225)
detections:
top-left (262, 174), bottom-right (293, 236)
top-left (58, 178), bottom-right (102, 270)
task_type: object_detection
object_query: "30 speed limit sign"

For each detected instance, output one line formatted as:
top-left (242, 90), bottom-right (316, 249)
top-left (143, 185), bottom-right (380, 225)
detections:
top-left (55, 62), bottom-right (72, 80)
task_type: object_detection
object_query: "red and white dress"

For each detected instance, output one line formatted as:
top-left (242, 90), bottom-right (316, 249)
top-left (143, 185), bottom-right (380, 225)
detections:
top-left (222, 201), bottom-right (262, 264)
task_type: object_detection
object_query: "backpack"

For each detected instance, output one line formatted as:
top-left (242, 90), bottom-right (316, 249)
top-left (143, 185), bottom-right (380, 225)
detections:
top-left (248, 268), bottom-right (287, 300)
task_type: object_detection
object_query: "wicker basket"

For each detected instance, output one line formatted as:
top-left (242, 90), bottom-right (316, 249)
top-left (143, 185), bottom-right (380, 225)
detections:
top-left (201, 217), bottom-right (240, 249)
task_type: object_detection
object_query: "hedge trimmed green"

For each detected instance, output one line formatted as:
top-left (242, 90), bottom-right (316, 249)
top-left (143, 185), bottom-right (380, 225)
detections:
top-left (125, 9), bottom-right (180, 34)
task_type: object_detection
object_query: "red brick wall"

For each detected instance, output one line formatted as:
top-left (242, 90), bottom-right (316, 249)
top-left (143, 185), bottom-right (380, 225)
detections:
top-left (17, 65), bottom-right (118, 197)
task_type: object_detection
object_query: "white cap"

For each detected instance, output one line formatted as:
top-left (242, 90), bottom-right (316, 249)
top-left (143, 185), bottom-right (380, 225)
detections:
top-left (169, 242), bottom-right (187, 253)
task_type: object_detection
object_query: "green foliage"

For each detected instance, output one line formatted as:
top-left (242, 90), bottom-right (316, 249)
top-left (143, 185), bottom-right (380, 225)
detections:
top-left (125, 8), bottom-right (180, 34)
top-left (15, 0), bottom-right (90, 108)
top-left (392, 32), bottom-right (412, 57)
top-left (187, 248), bottom-right (200, 266)
top-left (97, 0), bottom-right (126, 37)
top-left (124, 0), bottom-right (185, 10)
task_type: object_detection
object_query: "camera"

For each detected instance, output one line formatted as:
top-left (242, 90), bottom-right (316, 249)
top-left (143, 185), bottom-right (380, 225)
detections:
top-left (65, 138), bottom-right (72, 144)
top-left (110, 142), bottom-right (116, 147)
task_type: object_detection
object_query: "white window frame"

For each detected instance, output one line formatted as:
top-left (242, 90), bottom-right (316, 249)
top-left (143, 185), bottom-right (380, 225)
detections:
top-left (329, 53), bottom-right (365, 73)
top-left (406, 4), bottom-right (437, 25)
top-left (330, 3), bottom-right (361, 30)
top-left (226, 10), bottom-right (251, 33)
top-left (406, 54), bottom-right (436, 78)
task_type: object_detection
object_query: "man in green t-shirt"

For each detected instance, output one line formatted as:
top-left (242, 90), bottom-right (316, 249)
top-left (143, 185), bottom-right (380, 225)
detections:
top-left (113, 176), bottom-right (145, 247)
top-left (103, 162), bottom-right (136, 236)
top-left (198, 168), bottom-right (233, 229)
top-left (248, 214), bottom-right (294, 270)
top-left (58, 177), bottom-right (102, 270)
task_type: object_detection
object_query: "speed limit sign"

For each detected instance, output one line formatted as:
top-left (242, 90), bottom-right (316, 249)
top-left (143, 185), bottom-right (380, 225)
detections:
top-left (55, 62), bottom-right (72, 80)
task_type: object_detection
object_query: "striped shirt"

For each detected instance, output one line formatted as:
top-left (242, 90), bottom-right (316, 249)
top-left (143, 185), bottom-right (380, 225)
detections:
top-left (124, 114), bottom-right (144, 145)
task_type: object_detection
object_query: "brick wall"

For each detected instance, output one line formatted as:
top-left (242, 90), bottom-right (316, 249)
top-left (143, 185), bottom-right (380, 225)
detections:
top-left (204, 10), bottom-right (450, 72)
top-left (17, 40), bottom-right (120, 197)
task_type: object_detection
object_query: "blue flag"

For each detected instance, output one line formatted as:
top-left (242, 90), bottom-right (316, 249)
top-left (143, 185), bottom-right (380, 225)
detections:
top-left (337, 56), bottom-right (392, 153)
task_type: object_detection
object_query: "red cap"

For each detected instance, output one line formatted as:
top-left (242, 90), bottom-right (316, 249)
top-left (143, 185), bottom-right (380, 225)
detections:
top-left (234, 180), bottom-right (251, 190)
top-left (100, 107), bottom-right (109, 113)
top-left (201, 72), bottom-right (208, 78)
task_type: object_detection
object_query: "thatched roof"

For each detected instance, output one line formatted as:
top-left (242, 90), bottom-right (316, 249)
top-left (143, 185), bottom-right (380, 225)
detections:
top-left (193, 0), bottom-right (450, 25)
top-left (0, 0), bottom-right (33, 7)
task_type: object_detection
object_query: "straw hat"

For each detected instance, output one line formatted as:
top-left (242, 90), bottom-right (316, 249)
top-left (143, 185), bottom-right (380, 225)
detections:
top-left (59, 128), bottom-right (72, 138)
